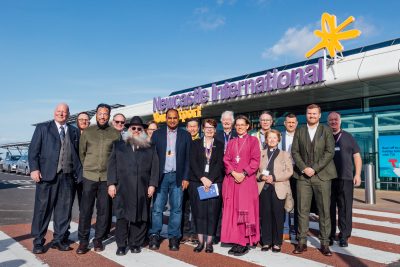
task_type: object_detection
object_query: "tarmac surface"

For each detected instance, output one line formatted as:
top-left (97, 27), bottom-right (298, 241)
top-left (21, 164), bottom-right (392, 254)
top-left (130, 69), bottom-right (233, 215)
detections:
top-left (0, 171), bottom-right (399, 267)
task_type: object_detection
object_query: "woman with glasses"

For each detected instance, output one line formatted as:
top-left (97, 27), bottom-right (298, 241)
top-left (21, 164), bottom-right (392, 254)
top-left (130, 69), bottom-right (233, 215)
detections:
top-left (221, 115), bottom-right (261, 256)
top-left (257, 130), bottom-right (293, 253)
top-left (146, 120), bottom-right (158, 141)
top-left (189, 119), bottom-right (224, 253)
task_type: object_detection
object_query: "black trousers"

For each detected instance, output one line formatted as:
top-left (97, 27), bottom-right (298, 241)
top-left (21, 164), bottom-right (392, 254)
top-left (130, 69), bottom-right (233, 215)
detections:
top-left (105, 195), bottom-right (113, 237)
top-left (78, 179), bottom-right (110, 245)
top-left (181, 189), bottom-right (195, 237)
top-left (31, 173), bottom-right (74, 245)
top-left (330, 179), bottom-right (354, 239)
top-left (290, 178), bottom-right (298, 232)
top-left (115, 218), bottom-right (147, 248)
top-left (259, 185), bottom-right (285, 246)
top-left (64, 180), bottom-right (83, 240)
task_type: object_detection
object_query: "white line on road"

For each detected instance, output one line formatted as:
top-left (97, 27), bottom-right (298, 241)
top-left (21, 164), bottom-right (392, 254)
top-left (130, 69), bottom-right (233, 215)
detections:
top-left (353, 208), bottom-right (400, 219)
top-left (0, 231), bottom-right (48, 267)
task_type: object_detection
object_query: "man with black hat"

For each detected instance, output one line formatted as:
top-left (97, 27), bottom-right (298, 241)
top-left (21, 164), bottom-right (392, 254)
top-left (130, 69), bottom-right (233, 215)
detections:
top-left (107, 116), bottom-right (159, 255)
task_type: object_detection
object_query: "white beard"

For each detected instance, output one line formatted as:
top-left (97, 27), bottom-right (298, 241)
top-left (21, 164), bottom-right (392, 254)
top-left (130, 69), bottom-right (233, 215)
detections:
top-left (123, 131), bottom-right (151, 149)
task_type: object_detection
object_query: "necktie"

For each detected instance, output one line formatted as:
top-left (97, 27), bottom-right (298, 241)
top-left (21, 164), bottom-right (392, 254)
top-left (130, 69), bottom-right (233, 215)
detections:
top-left (60, 126), bottom-right (65, 141)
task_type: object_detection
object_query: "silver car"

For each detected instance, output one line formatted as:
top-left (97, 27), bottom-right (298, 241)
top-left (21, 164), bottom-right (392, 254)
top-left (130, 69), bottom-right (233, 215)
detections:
top-left (2, 155), bottom-right (21, 173)
top-left (16, 155), bottom-right (30, 175)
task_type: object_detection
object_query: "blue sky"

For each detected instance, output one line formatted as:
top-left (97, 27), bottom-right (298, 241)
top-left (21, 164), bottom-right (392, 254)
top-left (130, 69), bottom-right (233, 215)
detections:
top-left (0, 0), bottom-right (399, 149)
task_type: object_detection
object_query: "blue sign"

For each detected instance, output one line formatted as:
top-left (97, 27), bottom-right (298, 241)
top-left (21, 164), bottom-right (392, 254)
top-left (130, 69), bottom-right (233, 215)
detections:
top-left (378, 135), bottom-right (400, 178)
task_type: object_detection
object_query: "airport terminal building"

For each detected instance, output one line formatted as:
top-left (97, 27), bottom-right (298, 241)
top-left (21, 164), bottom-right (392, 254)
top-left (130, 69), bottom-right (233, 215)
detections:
top-left (113, 38), bottom-right (400, 191)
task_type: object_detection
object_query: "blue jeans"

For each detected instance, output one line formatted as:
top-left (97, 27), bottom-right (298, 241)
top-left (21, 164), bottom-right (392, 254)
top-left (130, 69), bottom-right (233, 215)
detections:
top-left (149, 172), bottom-right (183, 238)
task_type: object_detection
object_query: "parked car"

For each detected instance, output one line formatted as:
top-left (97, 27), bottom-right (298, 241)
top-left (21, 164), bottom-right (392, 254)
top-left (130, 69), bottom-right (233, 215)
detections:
top-left (2, 155), bottom-right (21, 173)
top-left (16, 155), bottom-right (30, 175)
top-left (0, 157), bottom-right (3, 170)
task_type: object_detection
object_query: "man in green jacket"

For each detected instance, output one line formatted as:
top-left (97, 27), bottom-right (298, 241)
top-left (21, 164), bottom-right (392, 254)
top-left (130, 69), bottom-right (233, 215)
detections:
top-left (291, 104), bottom-right (337, 257)
top-left (76, 103), bottom-right (120, 254)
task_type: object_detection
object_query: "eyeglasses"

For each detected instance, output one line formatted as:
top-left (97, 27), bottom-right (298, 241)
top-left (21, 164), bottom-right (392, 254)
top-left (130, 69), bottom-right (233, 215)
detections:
top-left (114, 120), bottom-right (125, 125)
top-left (130, 126), bottom-right (143, 131)
top-left (260, 119), bottom-right (272, 122)
top-left (78, 119), bottom-right (89, 122)
top-left (97, 112), bottom-right (109, 117)
top-left (203, 126), bottom-right (215, 130)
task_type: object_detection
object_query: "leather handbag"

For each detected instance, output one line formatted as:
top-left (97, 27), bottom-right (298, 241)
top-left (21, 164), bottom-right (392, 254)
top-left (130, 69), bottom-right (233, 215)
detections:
top-left (284, 190), bottom-right (294, 212)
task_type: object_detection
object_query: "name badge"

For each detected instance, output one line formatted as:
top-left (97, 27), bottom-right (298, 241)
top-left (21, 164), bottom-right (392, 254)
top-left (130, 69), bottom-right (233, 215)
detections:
top-left (262, 170), bottom-right (270, 176)
top-left (205, 164), bottom-right (210, 173)
top-left (335, 147), bottom-right (341, 151)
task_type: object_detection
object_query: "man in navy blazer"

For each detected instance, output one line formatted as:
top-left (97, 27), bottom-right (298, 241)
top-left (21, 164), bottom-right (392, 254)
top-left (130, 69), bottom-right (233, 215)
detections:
top-left (28, 103), bottom-right (82, 254)
top-left (148, 108), bottom-right (191, 251)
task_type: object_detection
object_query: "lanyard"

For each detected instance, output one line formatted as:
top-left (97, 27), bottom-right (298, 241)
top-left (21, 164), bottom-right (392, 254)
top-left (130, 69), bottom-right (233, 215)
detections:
top-left (265, 149), bottom-right (277, 170)
top-left (204, 138), bottom-right (214, 164)
top-left (224, 131), bottom-right (231, 152)
top-left (235, 134), bottom-right (248, 163)
top-left (335, 131), bottom-right (343, 144)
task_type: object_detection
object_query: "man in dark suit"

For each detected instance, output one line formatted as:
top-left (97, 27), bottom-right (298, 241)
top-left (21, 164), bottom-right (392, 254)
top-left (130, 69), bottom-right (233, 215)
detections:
top-left (215, 110), bottom-right (237, 153)
top-left (291, 104), bottom-right (337, 256)
top-left (29, 103), bottom-right (82, 254)
top-left (148, 108), bottom-right (191, 251)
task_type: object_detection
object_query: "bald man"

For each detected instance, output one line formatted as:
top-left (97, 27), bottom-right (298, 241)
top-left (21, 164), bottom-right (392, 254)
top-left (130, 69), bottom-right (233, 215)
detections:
top-left (28, 103), bottom-right (82, 254)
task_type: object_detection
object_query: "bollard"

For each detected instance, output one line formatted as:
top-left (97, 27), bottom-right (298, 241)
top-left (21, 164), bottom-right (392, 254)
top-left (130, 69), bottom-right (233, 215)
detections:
top-left (363, 163), bottom-right (376, 204)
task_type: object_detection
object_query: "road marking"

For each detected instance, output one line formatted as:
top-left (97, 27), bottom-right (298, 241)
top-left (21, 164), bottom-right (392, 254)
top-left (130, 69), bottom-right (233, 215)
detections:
top-left (352, 216), bottom-right (400, 229)
top-left (353, 208), bottom-right (400, 219)
top-left (0, 230), bottom-right (48, 266)
top-left (49, 222), bottom-right (195, 267)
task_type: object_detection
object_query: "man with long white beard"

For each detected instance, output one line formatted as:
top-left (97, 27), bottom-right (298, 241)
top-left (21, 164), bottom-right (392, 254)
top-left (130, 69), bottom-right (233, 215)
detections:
top-left (107, 116), bottom-right (159, 256)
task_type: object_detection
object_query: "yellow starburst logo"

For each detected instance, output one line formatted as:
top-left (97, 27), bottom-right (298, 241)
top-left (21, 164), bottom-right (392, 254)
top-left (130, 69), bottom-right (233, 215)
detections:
top-left (305, 13), bottom-right (361, 58)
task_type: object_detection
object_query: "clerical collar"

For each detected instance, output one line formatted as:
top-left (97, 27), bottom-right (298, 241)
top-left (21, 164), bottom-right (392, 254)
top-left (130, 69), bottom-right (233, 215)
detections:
top-left (269, 148), bottom-right (276, 152)
top-left (238, 133), bottom-right (247, 138)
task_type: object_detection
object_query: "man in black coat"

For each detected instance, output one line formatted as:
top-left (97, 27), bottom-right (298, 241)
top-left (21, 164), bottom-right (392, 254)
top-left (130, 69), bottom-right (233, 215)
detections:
top-left (107, 116), bottom-right (159, 255)
top-left (28, 103), bottom-right (82, 254)
top-left (215, 110), bottom-right (237, 153)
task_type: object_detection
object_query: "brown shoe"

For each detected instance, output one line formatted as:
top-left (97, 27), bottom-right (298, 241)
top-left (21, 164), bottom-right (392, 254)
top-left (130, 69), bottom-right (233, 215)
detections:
top-left (320, 245), bottom-right (332, 256)
top-left (292, 244), bottom-right (307, 254)
top-left (76, 243), bottom-right (89, 254)
top-left (283, 233), bottom-right (290, 241)
top-left (93, 240), bottom-right (104, 252)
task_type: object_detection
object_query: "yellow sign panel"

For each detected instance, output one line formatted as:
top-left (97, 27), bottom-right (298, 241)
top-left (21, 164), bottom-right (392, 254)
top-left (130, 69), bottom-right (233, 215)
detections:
top-left (153, 106), bottom-right (202, 123)
top-left (306, 13), bottom-right (361, 58)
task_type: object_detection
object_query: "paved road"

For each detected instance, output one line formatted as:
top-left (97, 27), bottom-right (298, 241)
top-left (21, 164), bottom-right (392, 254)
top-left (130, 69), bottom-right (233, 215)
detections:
top-left (0, 172), bottom-right (399, 267)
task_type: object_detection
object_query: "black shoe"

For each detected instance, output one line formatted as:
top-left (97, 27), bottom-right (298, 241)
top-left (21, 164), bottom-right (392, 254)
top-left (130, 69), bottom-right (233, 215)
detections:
top-left (228, 245), bottom-right (238, 255)
top-left (130, 246), bottom-right (141, 253)
top-left (339, 238), bottom-right (348, 247)
top-left (76, 243), bottom-right (89, 254)
top-left (148, 234), bottom-right (160, 250)
top-left (93, 239), bottom-right (104, 252)
top-left (320, 245), bottom-right (332, 256)
top-left (205, 243), bottom-right (213, 253)
top-left (272, 245), bottom-right (281, 253)
top-left (293, 244), bottom-right (307, 254)
top-left (193, 243), bottom-right (204, 253)
top-left (233, 245), bottom-right (249, 256)
top-left (32, 244), bottom-right (45, 254)
top-left (261, 244), bottom-right (272, 251)
top-left (212, 236), bottom-right (220, 245)
top-left (169, 237), bottom-right (180, 251)
top-left (116, 247), bottom-right (126, 256)
top-left (51, 241), bottom-right (72, 251)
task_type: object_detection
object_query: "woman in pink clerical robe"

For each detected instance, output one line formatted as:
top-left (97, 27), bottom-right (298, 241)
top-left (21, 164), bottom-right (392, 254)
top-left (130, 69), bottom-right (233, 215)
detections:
top-left (221, 115), bottom-right (261, 256)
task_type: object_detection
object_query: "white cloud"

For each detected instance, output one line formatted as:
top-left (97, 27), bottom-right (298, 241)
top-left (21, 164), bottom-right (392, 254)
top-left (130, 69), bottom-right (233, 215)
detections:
top-left (261, 25), bottom-right (319, 60)
top-left (216, 0), bottom-right (236, 5)
top-left (193, 7), bottom-right (225, 31)
top-left (353, 16), bottom-right (377, 37)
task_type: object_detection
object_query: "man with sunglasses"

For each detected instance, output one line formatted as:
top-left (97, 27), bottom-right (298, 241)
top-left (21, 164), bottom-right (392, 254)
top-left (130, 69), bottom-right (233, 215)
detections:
top-left (76, 103), bottom-right (120, 254)
top-left (112, 113), bottom-right (126, 134)
top-left (107, 116), bottom-right (159, 255)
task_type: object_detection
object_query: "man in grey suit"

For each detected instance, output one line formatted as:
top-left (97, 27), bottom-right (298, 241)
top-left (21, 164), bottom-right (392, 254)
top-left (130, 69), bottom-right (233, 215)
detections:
top-left (291, 104), bottom-right (337, 256)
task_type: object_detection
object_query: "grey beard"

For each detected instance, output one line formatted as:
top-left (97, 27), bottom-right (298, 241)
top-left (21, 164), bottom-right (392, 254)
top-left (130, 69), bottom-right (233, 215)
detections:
top-left (124, 131), bottom-right (151, 149)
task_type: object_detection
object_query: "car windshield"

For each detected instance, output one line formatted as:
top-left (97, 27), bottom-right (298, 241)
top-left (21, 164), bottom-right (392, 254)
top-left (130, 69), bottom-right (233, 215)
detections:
top-left (10, 155), bottom-right (21, 161)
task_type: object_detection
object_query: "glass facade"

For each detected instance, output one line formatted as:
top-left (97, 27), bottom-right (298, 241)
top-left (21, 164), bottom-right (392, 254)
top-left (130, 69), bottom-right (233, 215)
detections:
top-left (214, 93), bottom-right (400, 191)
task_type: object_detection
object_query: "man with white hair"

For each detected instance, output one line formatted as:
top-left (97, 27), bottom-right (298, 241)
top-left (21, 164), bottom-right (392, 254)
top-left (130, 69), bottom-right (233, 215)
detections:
top-left (216, 110), bottom-right (237, 153)
top-left (327, 111), bottom-right (362, 247)
top-left (29, 103), bottom-right (82, 254)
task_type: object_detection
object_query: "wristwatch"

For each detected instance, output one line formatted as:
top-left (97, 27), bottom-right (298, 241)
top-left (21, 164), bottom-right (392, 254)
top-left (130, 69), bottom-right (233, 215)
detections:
top-left (242, 170), bottom-right (248, 177)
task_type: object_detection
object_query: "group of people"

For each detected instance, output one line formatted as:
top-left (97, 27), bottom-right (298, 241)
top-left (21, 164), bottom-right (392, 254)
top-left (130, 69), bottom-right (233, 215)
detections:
top-left (28, 102), bottom-right (362, 258)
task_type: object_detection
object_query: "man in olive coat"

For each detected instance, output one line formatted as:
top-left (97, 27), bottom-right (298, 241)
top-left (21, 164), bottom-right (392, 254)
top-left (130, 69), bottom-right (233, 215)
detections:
top-left (291, 104), bottom-right (337, 257)
top-left (107, 116), bottom-right (159, 255)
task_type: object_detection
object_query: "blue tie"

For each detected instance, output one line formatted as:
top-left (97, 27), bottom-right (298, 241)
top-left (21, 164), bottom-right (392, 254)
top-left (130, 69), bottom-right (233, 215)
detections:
top-left (60, 126), bottom-right (65, 141)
